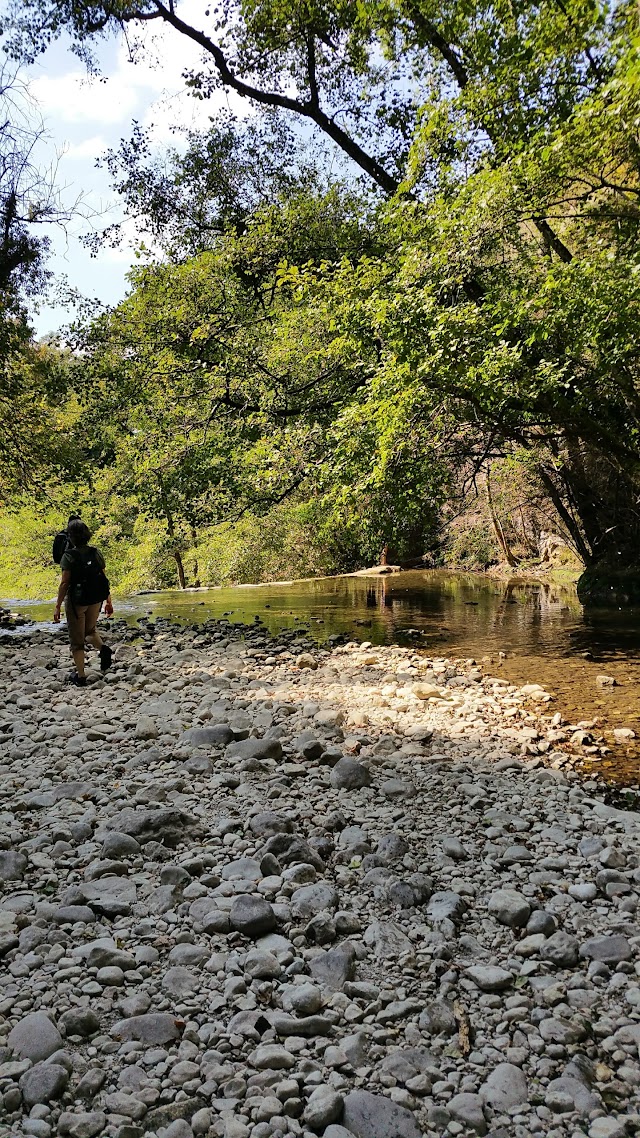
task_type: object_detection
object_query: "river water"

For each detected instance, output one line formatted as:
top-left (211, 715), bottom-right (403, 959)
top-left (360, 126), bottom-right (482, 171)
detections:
top-left (4, 569), bottom-right (640, 784)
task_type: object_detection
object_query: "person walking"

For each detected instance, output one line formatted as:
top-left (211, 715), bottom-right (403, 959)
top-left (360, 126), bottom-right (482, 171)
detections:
top-left (53, 519), bottom-right (114, 686)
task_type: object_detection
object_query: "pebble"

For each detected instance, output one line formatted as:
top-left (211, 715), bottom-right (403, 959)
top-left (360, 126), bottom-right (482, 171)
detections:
top-left (0, 621), bottom-right (638, 1138)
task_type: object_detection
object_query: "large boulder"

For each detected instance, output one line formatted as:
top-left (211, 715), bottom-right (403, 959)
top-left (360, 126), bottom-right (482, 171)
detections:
top-left (8, 1012), bottom-right (62, 1061)
top-left (99, 808), bottom-right (196, 847)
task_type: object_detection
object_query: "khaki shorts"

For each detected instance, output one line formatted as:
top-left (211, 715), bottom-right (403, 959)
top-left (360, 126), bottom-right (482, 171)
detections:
top-left (65, 601), bottom-right (102, 652)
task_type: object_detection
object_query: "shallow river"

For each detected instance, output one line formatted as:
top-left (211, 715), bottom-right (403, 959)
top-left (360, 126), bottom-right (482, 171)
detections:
top-left (4, 569), bottom-right (640, 784)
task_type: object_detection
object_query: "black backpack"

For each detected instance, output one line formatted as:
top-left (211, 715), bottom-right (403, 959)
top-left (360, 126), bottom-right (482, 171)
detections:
top-left (53, 531), bottom-right (70, 565)
top-left (67, 547), bottom-right (110, 607)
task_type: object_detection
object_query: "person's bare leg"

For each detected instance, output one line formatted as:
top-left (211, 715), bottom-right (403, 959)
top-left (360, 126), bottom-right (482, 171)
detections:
top-left (66, 603), bottom-right (87, 678)
top-left (85, 603), bottom-right (104, 651)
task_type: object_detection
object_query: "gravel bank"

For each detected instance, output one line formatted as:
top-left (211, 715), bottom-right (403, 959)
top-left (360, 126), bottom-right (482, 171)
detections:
top-left (1, 617), bottom-right (639, 1138)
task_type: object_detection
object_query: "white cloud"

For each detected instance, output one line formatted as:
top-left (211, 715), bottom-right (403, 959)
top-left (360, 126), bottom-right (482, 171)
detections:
top-left (28, 2), bottom-right (261, 333)
top-left (64, 135), bottom-right (109, 162)
top-left (31, 70), bottom-right (141, 124)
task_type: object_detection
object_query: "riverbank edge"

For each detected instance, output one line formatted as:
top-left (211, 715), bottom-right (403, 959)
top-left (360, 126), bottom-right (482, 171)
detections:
top-left (2, 612), bottom-right (633, 794)
top-left (1, 562), bottom-right (583, 607)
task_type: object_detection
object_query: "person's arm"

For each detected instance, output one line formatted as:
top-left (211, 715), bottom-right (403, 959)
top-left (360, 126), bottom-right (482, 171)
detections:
top-left (97, 550), bottom-right (113, 616)
top-left (53, 571), bottom-right (71, 623)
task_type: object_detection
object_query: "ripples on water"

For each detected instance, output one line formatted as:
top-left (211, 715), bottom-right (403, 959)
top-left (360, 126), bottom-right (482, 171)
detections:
top-left (4, 570), bottom-right (640, 784)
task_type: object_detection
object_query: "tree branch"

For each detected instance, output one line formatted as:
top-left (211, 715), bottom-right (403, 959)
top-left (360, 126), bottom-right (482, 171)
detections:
top-left (532, 216), bottom-right (573, 263)
top-left (141, 1), bottom-right (401, 195)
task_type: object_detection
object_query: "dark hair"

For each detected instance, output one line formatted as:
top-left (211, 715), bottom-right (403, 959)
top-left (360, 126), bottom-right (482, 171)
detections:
top-left (67, 513), bottom-right (81, 527)
top-left (68, 520), bottom-right (91, 547)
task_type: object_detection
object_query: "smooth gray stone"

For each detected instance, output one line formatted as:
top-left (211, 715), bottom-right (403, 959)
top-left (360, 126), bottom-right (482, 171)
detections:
top-left (303, 1085), bottom-right (344, 1128)
top-left (229, 894), bottom-right (276, 937)
top-left (52, 905), bottom-right (96, 924)
top-left (85, 944), bottom-right (136, 970)
top-left (309, 941), bottom-right (356, 990)
top-left (526, 910), bottom-right (557, 936)
top-left (480, 1063), bottom-right (529, 1111)
top-left (292, 733), bottom-right (324, 761)
top-left (342, 1089), bottom-right (422, 1138)
top-left (100, 807), bottom-right (196, 847)
top-left (221, 857), bottom-right (262, 881)
top-left (249, 811), bottom-right (294, 837)
top-left (0, 931), bottom-right (19, 957)
top-left (281, 982), bottom-right (321, 1014)
top-left (290, 882), bottom-right (339, 919)
top-left (375, 833), bottom-right (410, 862)
top-left (540, 931), bottom-right (579, 967)
top-left (111, 1013), bottom-right (182, 1044)
top-left (244, 949), bottom-right (282, 980)
top-left (579, 935), bottom-right (631, 964)
top-left (20, 1062), bottom-right (69, 1107)
top-left (419, 999), bottom-right (457, 1036)
top-left (427, 890), bottom-right (467, 923)
top-left (0, 850), bottom-right (27, 880)
top-left (330, 758), bottom-right (372, 790)
top-left (101, 832), bottom-right (140, 858)
top-left (465, 965), bottom-right (513, 992)
top-left (380, 778), bottom-right (415, 798)
top-left (81, 877), bottom-right (137, 916)
top-left (226, 736), bottom-right (283, 761)
top-left (59, 1008), bottom-right (100, 1038)
top-left (75, 1069), bottom-right (107, 1101)
top-left (168, 943), bottom-right (209, 967)
top-left (500, 844), bottom-right (534, 864)
top-left (8, 1012), bottom-right (63, 1061)
top-left (441, 836), bottom-right (469, 861)
top-left (182, 724), bottom-right (234, 747)
top-left (249, 1043), bottom-right (296, 1070)
top-left (448, 1092), bottom-right (487, 1135)
top-left (546, 1076), bottom-right (601, 1114)
top-left (57, 1110), bottom-right (107, 1138)
top-left (269, 1012), bottom-right (332, 1037)
top-left (487, 888), bottom-right (531, 928)
top-left (162, 966), bottom-right (197, 997)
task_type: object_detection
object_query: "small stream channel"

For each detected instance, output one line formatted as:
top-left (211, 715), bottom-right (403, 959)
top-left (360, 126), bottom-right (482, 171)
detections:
top-left (4, 569), bottom-right (640, 785)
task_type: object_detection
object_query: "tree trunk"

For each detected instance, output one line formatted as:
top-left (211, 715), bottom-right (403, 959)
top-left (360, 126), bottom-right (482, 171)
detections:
top-left (517, 504), bottom-right (538, 556)
top-left (190, 522), bottom-right (201, 588)
top-left (174, 550), bottom-right (186, 590)
top-left (157, 474), bottom-right (187, 589)
top-left (486, 467), bottom-right (518, 566)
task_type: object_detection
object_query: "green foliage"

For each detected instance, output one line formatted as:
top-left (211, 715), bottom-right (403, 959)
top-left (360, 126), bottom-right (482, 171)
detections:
top-left (3, 0), bottom-right (640, 591)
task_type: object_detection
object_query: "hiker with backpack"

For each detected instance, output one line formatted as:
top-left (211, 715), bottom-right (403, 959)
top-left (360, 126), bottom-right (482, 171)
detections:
top-left (53, 519), bottom-right (114, 686)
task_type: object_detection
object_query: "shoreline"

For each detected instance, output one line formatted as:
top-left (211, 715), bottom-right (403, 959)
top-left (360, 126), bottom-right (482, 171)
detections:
top-left (1, 618), bottom-right (640, 1138)
top-left (0, 562), bottom-right (581, 607)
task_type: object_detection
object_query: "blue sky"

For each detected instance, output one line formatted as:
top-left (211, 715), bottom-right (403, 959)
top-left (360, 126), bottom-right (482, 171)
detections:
top-left (21, 4), bottom-right (244, 336)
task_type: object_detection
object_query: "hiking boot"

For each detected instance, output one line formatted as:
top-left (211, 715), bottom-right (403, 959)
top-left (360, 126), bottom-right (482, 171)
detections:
top-left (99, 644), bottom-right (113, 672)
top-left (67, 672), bottom-right (87, 687)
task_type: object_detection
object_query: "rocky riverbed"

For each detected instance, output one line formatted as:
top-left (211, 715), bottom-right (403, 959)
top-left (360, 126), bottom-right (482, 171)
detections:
top-left (1, 616), bottom-right (639, 1138)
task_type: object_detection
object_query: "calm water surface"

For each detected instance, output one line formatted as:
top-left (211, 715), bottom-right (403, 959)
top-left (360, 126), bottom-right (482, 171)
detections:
top-left (5, 570), bottom-right (640, 783)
